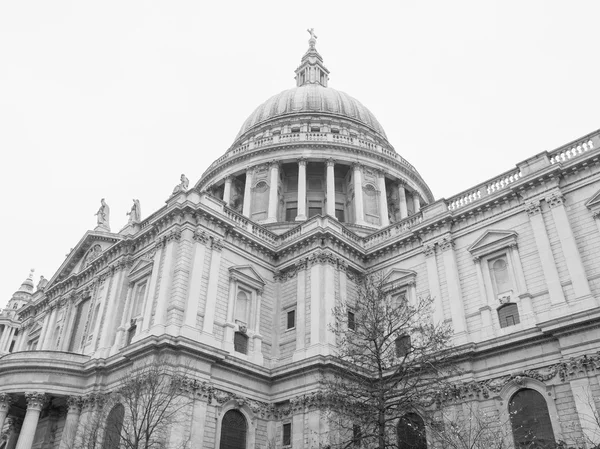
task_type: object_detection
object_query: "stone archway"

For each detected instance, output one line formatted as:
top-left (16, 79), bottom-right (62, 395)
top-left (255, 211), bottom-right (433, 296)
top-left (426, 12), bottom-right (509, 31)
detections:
top-left (509, 388), bottom-right (556, 449)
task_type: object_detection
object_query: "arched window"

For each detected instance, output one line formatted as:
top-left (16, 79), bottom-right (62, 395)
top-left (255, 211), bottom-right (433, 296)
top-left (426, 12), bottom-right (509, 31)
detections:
top-left (509, 389), bottom-right (555, 449)
top-left (363, 184), bottom-right (380, 224)
top-left (251, 181), bottom-right (269, 221)
top-left (498, 303), bottom-right (520, 328)
top-left (491, 257), bottom-right (511, 294)
top-left (235, 291), bottom-right (249, 324)
top-left (220, 409), bottom-right (247, 449)
top-left (397, 413), bottom-right (427, 449)
top-left (102, 404), bottom-right (125, 449)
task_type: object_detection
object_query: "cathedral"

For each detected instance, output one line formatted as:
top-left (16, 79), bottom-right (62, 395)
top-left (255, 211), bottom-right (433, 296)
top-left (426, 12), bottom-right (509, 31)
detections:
top-left (1, 30), bottom-right (600, 449)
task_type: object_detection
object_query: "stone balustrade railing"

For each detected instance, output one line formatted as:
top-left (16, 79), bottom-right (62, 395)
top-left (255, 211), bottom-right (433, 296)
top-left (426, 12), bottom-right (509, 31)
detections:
top-left (549, 136), bottom-right (596, 164)
top-left (203, 131), bottom-right (418, 173)
top-left (364, 213), bottom-right (423, 248)
top-left (447, 167), bottom-right (522, 211)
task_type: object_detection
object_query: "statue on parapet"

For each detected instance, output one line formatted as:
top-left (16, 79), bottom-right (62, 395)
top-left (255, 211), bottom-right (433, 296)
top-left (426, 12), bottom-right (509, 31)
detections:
top-left (172, 174), bottom-right (190, 194)
top-left (127, 199), bottom-right (141, 224)
top-left (95, 198), bottom-right (110, 231)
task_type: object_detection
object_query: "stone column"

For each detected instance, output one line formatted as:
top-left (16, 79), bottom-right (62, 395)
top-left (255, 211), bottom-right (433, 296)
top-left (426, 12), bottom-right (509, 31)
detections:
top-left (0, 393), bottom-right (12, 431)
top-left (423, 243), bottom-right (444, 325)
top-left (413, 192), bottom-right (421, 213)
top-left (397, 182), bottom-right (408, 219)
top-left (59, 397), bottom-right (82, 449)
top-left (242, 167), bottom-right (253, 217)
top-left (15, 324), bottom-right (29, 352)
top-left (525, 200), bottom-right (566, 306)
top-left (36, 313), bottom-right (51, 350)
top-left (352, 163), bottom-right (365, 225)
top-left (223, 176), bottom-right (233, 206)
top-left (1, 327), bottom-right (15, 353)
top-left (296, 158), bottom-right (307, 221)
top-left (181, 230), bottom-right (208, 339)
top-left (5, 418), bottom-right (21, 449)
top-left (141, 245), bottom-right (163, 333)
top-left (293, 260), bottom-right (307, 361)
top-left (326, 158), bottom-right (336, 218)
top-left (266, 162), bottom-right (280, 223)
top-left (439, 236), bottom-right (467, 342)
top-left (41, 306), bottom-right (58, 350)
top-left (153, 231), bottom-right (181, 331)
top-left (546, 192), bottom-right (591, 299)
top-left (15, 392), bottom-right (47, 449)
top-left (98, 265), bottom-right (127, 354)
top-left (377, 170), bottom-right (389, 227)
top-left (252, 289), bottom-right (264, 364)
top-left (201, 238), bottom-right (223, 339)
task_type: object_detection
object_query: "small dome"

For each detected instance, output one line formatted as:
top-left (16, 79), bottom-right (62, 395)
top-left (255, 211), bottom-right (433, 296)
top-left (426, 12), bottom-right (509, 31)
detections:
top-left (16, 269), bottom-right (34, 295)
top-left (234, 84), bottom-right (387, 143)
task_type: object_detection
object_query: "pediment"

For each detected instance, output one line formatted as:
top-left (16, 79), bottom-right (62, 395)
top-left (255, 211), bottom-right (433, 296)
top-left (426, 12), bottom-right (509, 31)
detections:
top-left (468, 229), bottom-right (518, 258)
top-left (383, 268), bottom-right (417, 288)
top-left (128, 257), bottom-right (154, 282)
top-left (229, 265), bottom-right (266, 290)
top-left (46, 231), bottom-right (122, 289)
top-left (584, 188), bottom-right (600, 211)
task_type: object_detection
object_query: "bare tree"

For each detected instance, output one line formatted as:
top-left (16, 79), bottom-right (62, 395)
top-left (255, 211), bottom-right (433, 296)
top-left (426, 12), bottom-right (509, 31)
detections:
top-left (323, 273), bottom-right (455, 449)
top-left (430, 401), bottom-right (514, 449)
top-left (73, 357), bottom-right (194, 449)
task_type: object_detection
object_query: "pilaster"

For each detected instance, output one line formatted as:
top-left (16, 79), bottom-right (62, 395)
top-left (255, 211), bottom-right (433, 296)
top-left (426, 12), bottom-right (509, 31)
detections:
top-left (181, 229), bottom-right (209, 340)
top-left (293, 260), bottom-right (307, 361)
top-left (223, 176), bottom-right (233, 206)
top-left (423, 243), bottom-right (444, 325)
top-left (397, 182), bottom-right (408, 219)
top-left (438, 236), bottom-right (468, 343)
top-left (525, 199), bottom-right (567, 307)
top-left (546, 192), bottom-right (593, 302)
top-left (200, 237), bottom-right (223, 345)
top-left (59, 396), bottom-right (82, 449)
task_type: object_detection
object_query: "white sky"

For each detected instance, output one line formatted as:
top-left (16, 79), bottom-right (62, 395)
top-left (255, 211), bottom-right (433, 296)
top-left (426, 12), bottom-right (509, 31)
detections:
top-left (1, 1), bottom-right (599, 303)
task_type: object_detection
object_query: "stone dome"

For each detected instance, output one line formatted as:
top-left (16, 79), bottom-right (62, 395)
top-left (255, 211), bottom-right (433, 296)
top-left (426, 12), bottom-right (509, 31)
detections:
top-left (234, 84), bottom-right (388, 143)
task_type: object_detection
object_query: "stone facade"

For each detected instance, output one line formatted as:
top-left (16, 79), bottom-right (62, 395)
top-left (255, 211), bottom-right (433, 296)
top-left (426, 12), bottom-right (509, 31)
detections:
top-left (1, 33), bottom-right (600, 449)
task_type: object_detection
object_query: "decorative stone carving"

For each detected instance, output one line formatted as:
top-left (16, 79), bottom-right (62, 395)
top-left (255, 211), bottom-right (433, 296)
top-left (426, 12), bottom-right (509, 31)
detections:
top-left (127, 199), bottom-right (142, 224)
top-left (66, 396), bottom-right (82, 412)
top-left (24, 392), bottom-right (48, 411)
top-left (546, 192), bottom-right (565, 209)
top-left (0, 394), bottom-right (12, 411)
top-left (422, 243), bottom-right (436, 258)
top-left (525, 199), bottom-right (542, 216)
top-left (94, 198), bottom-right (110, 231)
top-left (439, 236), bottom-right (454, 252)
top-left (211, 238), bottom-right (223, 251)
top-left (172, 174), bottom-right (189, 194)
top-left (193, 228), bottom-right (209, 244)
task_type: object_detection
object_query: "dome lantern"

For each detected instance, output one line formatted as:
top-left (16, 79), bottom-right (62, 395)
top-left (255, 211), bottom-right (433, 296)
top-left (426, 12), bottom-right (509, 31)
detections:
top-left (295, 28), bottom-right (329, 88)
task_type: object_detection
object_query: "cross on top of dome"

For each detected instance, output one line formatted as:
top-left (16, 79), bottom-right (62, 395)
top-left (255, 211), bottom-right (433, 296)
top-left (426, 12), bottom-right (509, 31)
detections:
top-left (295, 28), bottom-right (330, 87)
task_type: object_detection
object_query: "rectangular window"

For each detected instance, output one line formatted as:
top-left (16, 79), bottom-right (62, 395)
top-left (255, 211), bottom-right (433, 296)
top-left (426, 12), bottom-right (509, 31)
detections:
top-left (335, 207), bottom-right (345, 222)
top-left (133, 281), bottom-right (147, 317)
top-left (308, 200), bottom-right (322, 218)
top-left (311, 126), bottom-right (320, 132)
top-left (287, 310), bottom-right (296, 330)
top-left (395, 335), bottom-right (411, 358)
top-left (348, 311), bottom-right (356, 330)
top-left (283, 422), bottom-right (292, 446)
top-left (353, 424), bottom-right (362, 447)
top-left (291, 127), bottom-right (300, 133)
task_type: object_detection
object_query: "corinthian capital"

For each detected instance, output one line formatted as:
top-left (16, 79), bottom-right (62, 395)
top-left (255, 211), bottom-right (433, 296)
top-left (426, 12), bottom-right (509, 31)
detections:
top-left (25, 392), bottom-right (48, 411)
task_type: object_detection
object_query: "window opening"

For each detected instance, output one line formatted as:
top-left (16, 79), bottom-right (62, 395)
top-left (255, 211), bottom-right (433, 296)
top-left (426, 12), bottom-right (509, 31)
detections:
top-left (348, 311), bottom-right (356, 330)
top-left (397, 413), bottom-right (427, 449)
top-left (220, 409), bottom-right (247, 449)
top-left (234, 332), bottom-right (249, 354)
top-left (498, 303), bottom-right (520, 328)
top-left (395, 335), bottom-right (411, 358)
top-left (102, 404), bottom-right (125, 449)
top-left (283, 422), bottom-right (292, 446)
top-left (509, 389), bottom-right (555, 449)
top-left (287, 310), bottom-right (296, 330)
top-left (235, 291), bottom-right (249, 324)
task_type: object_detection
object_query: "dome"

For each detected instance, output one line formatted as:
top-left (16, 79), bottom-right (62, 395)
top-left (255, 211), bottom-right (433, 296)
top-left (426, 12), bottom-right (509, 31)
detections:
top-left (234, 84), bottom-right (388, 143)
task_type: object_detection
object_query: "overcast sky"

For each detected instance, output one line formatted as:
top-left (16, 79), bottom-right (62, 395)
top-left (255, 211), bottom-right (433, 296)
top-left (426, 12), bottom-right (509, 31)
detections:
top-left (1, 1), bottom-right (599, 303)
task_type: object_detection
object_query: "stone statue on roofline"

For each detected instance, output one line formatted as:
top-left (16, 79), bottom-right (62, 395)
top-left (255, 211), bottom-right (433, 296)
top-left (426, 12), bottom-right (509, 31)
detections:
top-left (172, 174), bottom-right (190, 195)
top-left (95, 198), bottom-right (110, 231)
top-left (127, 199), bottom-right (141, 224)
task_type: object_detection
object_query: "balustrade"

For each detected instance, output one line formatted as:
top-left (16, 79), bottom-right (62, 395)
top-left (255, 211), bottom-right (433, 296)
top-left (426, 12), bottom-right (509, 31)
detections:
top-left (550, 138), bottom-right (595, 164)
